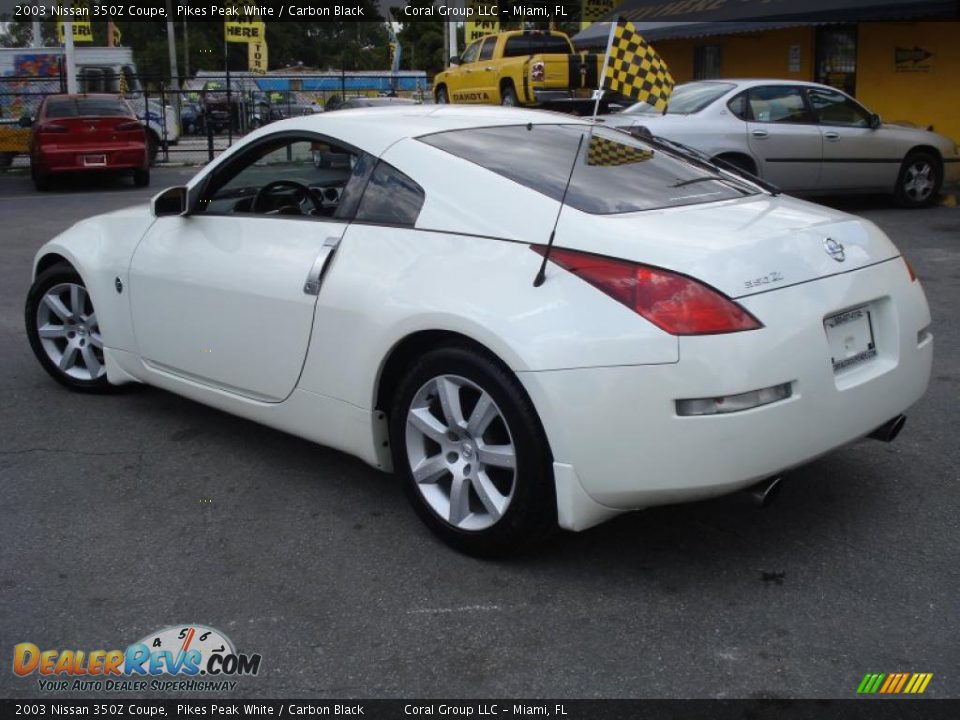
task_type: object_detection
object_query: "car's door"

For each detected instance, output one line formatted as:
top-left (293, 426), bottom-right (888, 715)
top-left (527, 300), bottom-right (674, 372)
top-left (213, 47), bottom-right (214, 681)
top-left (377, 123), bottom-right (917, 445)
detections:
top-left (128, 134), bottom-right (373, 402)
top-left (475, 37), bottom-right (499, 103)
top-left (449, 40), bottom-right (484, 103)
top-left (744, 85), bottom-right (822, 190)
top-left (804, 86), bottom-right (898, 190)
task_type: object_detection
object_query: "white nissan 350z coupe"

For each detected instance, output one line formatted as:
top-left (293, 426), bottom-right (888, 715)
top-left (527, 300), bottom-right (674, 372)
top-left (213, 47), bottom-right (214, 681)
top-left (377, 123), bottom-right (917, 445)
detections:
top-left (25, 106), bottom-right (933, 555)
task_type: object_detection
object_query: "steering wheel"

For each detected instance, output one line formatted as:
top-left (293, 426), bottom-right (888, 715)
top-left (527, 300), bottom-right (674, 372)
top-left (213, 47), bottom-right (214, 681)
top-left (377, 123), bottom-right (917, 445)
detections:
top-left (251, 179), bottom-right (324, 215)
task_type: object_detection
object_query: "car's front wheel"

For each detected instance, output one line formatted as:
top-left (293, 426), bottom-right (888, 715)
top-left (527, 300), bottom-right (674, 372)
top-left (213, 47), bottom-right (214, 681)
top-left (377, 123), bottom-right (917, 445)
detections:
top-left (435, 86), bottom-right (449, 104)
top-left (25, 264), bottom-right (111, 392)
top-left (390, 345), bottom-right (555, 556)
top-left (895, 151), bottom-right (942, 208)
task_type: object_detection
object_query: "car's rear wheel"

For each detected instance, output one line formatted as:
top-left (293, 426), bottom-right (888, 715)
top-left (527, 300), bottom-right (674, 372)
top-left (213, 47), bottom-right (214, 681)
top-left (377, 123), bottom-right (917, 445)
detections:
top-left (133, 168), bottom-right (150, 187)
top-left (390, 345), bottom-right (555, 556)
top-left (25, 264), bottom-right (111, 393)
top-left (31, 163), bottom-right (52, 192)
top-left (500, 84), bottom-right (518, 107)
top-left (895, 151), bottom-right (942, 208)
top-left (146, 131), bottom-right (159, 165)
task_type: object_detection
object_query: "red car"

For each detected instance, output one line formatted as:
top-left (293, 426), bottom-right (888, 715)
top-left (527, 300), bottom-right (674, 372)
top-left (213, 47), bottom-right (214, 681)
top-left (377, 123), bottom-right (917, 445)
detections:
top-left (30, 94), bottom-right (150, 191)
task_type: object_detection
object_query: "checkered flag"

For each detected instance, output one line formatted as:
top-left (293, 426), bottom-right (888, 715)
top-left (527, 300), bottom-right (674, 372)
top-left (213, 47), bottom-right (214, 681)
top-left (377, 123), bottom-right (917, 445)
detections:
top-left (602, 21), bottom-right (674, 112)
top-left (586, 134), bottom-right (654, 167)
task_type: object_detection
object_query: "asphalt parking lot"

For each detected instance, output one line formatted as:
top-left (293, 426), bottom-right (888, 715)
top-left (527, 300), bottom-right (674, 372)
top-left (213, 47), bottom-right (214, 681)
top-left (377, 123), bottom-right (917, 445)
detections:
top-left (0, 169), bottom-right (957, 700)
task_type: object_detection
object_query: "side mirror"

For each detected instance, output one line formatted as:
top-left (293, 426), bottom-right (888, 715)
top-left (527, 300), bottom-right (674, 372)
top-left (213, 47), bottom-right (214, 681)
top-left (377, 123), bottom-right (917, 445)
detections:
top-left (869, 113), bottom-right (881, 130)
top-left (18, 113), bottom-right (33, 128)
top-left (449, 57), bottom-right (461, 67)
top-left (152, 186), bottom-right (188, 217)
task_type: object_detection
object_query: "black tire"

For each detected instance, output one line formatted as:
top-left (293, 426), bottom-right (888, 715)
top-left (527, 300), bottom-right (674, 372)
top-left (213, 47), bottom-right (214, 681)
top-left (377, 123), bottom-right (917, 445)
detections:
top-left (435, 85), bottom-right (449, 104)
top-left (714, 153), bottom-right (757, 177)
top-left (390, 344), bottom-right (555, 556)
top-left (133, 167), bottom-right (150, 187)
top-left (146, 131), bottom-right (159, 165)
top-left (500, 83), bottom-right (519, 107)
top-left (894, 151), bottom-right (942, 208)
top-left (32, 165), bottom-right (52, 192)
top-left (25, 263), bottom-right (112, 393)
top-left (0, 152), bottom-right (14, 169)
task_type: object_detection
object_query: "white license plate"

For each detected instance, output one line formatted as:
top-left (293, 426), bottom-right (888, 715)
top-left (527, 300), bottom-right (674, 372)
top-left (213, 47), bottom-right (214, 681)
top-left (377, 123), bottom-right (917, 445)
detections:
top-left (824, 306), bottom-right (877, 372)
top-left (83, 154), bottom-right (106, 167)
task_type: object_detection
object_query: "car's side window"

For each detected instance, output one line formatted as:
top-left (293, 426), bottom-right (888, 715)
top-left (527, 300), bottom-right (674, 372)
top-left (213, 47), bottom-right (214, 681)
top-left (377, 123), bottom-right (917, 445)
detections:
top-left (747, 86), bottom-right (812, 124)
top-left (460, 40), bottom-right (482, 65)
top-left (478, 38), bottom-right (496, 62)
top-left (199, 136), bottom-right (360, 219)
top-left (727, 92), bottom-right (750, 120)
top-left (354, 161), bottom-right (424, 227)
top-left (806, 88), bottom-right (871, 127)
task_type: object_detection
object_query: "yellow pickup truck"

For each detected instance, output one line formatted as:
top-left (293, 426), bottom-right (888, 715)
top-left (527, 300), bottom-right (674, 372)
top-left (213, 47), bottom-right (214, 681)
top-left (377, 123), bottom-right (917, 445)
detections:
top-left (434, 31), bottom-right (605, 110)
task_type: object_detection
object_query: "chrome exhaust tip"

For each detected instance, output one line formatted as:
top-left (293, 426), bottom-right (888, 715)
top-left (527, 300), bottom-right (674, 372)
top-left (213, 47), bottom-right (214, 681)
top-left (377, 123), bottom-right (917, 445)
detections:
top-left (868, 414), bottom-right (906, 443)
top-left (740, 476), bottom-right (783, 509)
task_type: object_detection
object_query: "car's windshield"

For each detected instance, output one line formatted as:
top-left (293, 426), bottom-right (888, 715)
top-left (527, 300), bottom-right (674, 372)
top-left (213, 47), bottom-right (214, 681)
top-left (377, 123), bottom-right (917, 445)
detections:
top-left (420, 124), bottom-right (755, 215)
top-left (623, 81), bottom-right (735, 116)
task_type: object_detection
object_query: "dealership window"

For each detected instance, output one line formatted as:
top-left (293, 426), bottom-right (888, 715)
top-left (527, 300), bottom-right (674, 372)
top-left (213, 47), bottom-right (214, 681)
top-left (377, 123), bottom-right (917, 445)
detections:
top-left (816, 25), bottom-right (857, 96)
top-left (694, 45), bottom-right (722, 80)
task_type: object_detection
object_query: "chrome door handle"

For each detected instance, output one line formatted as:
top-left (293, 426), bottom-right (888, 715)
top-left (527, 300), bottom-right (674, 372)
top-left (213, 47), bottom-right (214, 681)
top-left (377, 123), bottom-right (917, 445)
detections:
top-left (484, 67), bottom-right (494, 71)
top-left (751, 129), bottom-right (769, 138)
top-left (303, 237), bottom-right (340, 296)
top-left (824, 131), bottom-right (840, 140)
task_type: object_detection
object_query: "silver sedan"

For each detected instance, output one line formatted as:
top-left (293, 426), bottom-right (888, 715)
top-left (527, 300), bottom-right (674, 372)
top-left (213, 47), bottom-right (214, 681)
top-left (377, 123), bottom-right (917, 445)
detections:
top-left (598, 79), bottom-right (960, 207)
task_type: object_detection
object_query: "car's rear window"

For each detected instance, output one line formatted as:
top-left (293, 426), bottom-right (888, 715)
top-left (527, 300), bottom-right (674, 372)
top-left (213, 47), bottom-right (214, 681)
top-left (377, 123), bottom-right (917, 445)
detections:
top-left (46, 97), bottom-right (131, 118)
top-left (503, 34), bottom-right (571, 57)
top-left (419, 124), bottom-right (753, 214)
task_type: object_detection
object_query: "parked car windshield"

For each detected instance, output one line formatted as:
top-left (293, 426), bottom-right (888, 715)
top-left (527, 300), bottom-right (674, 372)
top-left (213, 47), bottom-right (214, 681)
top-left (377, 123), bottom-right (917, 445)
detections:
top-left (419, 124), bottom-right (754, 214)
top-left (622, 81), bottom-right (735, 116)
top-left (46, 97), bottom-right (131, 118)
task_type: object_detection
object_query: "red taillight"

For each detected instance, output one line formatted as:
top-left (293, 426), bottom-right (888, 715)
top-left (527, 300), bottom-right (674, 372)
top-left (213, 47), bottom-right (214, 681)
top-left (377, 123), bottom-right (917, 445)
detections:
top-left (115, 120), bottom-right (143, 132)
top-left (903, 257), bottom-right (918, 282)
top-left (531, 246), bottom-right (762, 335)
top-left (38, 123), bottom-right (68, 134)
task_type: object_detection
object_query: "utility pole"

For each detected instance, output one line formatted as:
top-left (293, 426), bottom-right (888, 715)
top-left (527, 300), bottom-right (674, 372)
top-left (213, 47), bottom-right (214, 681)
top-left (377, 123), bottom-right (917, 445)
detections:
top-left (165, 1), bottom-right (179, 86)
top-left (183, 20), bottom-right (190, 79)
top-left (64, 21), bottom-right (78, 93)
top-left (31, 20), bottom-right (42, 47)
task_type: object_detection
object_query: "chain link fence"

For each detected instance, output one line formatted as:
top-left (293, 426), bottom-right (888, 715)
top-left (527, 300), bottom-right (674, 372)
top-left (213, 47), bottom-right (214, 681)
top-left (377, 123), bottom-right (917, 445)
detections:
top-left (1, 72), bottom-right (430, 170)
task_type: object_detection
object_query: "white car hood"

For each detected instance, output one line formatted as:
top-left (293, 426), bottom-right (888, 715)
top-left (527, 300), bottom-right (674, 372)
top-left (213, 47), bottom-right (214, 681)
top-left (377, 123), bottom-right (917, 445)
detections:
top-left (554, 194), bottom-right (900, 299)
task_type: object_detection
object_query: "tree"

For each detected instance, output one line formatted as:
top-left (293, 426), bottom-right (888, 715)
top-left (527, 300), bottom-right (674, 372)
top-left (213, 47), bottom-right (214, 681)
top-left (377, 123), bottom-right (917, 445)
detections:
top-left (391, 1), bottom-right (445, 76)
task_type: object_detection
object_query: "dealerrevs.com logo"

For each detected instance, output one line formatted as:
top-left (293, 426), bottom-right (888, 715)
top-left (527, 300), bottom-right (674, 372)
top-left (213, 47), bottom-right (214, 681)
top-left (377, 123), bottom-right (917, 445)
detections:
top-left (13, 625), bottom-right (262, 692)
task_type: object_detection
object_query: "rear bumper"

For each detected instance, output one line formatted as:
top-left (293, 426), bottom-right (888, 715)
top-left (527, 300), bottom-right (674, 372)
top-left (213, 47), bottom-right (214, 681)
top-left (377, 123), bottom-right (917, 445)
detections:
top-left (36, 144), bottom-right (147, 173)
top-left (519, 258), bottom-right (932, 529)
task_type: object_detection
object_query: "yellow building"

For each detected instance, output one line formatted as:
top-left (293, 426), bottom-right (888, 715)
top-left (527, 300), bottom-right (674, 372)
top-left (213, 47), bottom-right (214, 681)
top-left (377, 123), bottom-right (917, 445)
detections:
top-left (574, 4), bottom-right (960, 142)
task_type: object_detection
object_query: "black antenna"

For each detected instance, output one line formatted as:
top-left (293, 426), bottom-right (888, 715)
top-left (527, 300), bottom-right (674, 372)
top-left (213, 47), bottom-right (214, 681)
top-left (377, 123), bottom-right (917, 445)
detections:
top-left (534, 131), bottom-right (586, 287)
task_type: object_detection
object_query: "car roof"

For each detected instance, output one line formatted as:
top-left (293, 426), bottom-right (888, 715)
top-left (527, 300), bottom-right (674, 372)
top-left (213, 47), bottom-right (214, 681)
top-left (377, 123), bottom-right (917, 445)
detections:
top-left (681, 79), bottom-right (845, 90)
top-left (255, 105), bottom-right (591, 156)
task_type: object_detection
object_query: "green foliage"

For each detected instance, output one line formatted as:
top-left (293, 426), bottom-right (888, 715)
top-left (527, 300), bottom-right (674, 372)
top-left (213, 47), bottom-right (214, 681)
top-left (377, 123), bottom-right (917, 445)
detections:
top-left (391, 1), bottom-right (445, 75)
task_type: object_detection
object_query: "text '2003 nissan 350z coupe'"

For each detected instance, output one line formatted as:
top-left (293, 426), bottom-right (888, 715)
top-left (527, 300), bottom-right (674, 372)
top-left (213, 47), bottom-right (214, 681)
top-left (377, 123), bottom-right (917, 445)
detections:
top-left (25, 106), bottom-right (933, 556)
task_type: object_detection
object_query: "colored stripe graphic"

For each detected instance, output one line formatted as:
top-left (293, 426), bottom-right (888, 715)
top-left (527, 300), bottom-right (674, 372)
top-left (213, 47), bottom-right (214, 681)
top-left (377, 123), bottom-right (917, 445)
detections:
top-left (857, 672), bottom-right (932, 694)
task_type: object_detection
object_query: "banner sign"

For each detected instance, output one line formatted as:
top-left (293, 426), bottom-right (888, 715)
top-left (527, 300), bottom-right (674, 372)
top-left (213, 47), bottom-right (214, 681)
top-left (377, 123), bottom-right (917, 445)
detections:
top-left (249, 40), bottom-right (268, 73)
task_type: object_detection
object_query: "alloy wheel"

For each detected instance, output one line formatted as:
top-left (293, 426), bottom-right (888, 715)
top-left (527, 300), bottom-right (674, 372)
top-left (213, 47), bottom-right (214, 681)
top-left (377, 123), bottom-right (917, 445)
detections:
top-left (35, 282), bottom-right (106, 381)
top-left (404, 374), bottom-right (517, 531)
top-left (902, 160), bottom-right (935, 203)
